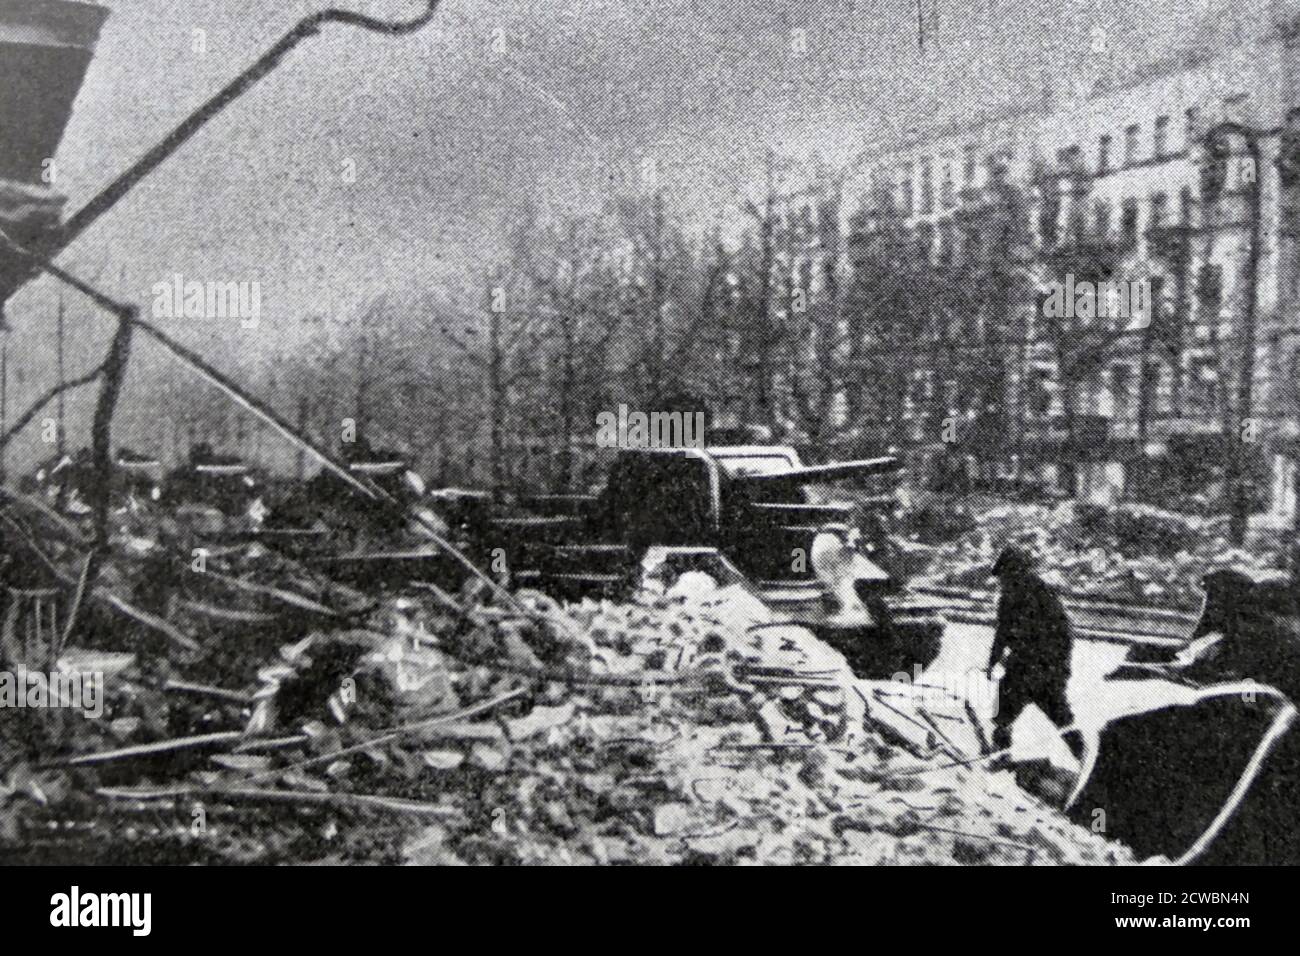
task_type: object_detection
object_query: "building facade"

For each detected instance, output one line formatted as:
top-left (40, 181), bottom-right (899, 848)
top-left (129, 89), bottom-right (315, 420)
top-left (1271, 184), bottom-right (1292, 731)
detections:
top-left (786, 19), bottom-right (1300, 521)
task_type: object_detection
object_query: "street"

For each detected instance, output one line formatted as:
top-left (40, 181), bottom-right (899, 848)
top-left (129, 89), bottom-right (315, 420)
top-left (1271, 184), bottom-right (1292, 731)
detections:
top-left (925, 621), bottom-right (1186, 740)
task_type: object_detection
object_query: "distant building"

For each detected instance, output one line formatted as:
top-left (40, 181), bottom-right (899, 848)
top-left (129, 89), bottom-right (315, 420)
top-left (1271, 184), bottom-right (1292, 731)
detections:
top-left (779, 15), bottom-right (1300, 520)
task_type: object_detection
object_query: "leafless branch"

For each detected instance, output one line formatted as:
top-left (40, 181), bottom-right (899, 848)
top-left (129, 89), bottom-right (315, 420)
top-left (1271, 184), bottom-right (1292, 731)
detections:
top-left (0, 363), bottom-right (105, 451)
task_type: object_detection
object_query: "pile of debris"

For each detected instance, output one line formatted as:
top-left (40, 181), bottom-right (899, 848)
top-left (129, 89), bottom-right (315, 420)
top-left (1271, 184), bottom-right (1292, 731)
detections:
top-left (396, 584), bottom-right (1132, 865)
top-left (912, 499), bottom-right (1288, 610)
top-left (0, 523), bottom-right (1132, 863)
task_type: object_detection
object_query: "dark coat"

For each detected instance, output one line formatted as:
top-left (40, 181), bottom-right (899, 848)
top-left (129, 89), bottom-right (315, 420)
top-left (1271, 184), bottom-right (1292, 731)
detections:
top-left (990, 571), bottom-right (1074, 736)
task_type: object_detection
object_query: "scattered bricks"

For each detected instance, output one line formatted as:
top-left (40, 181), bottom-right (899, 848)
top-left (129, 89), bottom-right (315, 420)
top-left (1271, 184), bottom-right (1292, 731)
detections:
top-left (468, 743), bottom-right (509, 771)
top-left (4, 506), bottom-right (1136, 866)
top-left (421, 750), bottom-right (464, 771)
top-left (504, 702), bottom-right (575, 742)
top-left (652, 803), bottom-right (693, 836)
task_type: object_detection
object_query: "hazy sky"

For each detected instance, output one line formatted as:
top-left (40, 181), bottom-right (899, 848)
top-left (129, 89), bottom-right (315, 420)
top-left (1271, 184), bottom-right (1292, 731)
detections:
top-left (0, 0), bottom-right (1279, 465)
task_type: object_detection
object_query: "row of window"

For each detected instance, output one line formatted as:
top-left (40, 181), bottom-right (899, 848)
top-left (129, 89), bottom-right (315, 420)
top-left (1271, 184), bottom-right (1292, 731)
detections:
top-left (1043, 110), bottom-right (1204, 186)
top-left (887, 104), bottom-right (1225, 219)
top-left (896, 144), bottom-right (990, 216)
top-left (903, 358), bottom-right (1220, 423)
top-left (1039, 185), bottom-right (1196, 245)
top-left (1091, 108), bottom-right (1194, 173)
top-left (899, 188), bottom-right (1197, 265)
top-left (892, 345), bottom-right (1300, 427)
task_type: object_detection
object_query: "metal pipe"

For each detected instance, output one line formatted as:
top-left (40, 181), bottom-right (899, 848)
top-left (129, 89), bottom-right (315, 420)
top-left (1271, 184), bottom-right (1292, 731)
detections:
top-left (6, 2), bottom-right (445, 304)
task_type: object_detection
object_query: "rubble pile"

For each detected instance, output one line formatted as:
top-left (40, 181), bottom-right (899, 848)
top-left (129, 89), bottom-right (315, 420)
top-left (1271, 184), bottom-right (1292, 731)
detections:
top-left (397, 593), bottom-right (1132, 865)
top-left (912, 499), bottom-right (1287, 609)
top-left (0, 519), bottom-right (1132, 863)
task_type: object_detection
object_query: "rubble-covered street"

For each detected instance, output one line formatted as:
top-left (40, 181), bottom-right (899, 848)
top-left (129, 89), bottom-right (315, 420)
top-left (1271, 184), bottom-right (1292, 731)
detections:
top-left (0, 517), bottom-right (1134, 865)
top-left (1, 456), bottom-right (1292, 867)
top-left (4, 0), bottom-right (1300, 897)
top-left (909, 497), bottom-right (1293, 611)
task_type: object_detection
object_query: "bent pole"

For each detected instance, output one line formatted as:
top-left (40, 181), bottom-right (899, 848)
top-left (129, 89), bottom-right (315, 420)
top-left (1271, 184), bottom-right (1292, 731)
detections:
top-left (35, 3), bottom-right (445, 270)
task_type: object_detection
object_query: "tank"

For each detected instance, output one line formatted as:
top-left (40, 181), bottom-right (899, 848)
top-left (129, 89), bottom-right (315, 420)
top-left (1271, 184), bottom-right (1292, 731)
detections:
top-left (490, 440), bottom-right (947, 677)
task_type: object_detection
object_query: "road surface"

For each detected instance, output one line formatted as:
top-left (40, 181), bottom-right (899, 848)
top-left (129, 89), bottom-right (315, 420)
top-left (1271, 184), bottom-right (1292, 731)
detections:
top-left (924, 621), bottom-right (1190, 741)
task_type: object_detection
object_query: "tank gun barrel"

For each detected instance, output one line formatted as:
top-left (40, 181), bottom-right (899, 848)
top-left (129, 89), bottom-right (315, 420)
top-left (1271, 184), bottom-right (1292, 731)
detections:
top-left (731, 455), bottom-right (902, 490)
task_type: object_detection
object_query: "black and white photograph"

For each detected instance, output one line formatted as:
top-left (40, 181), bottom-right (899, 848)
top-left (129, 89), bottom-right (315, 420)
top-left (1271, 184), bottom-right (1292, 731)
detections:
top-left (0, 0), bottom-right (1295, 907)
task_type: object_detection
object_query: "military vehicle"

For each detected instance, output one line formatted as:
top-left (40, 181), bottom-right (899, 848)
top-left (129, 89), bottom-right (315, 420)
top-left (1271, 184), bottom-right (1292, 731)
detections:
top-left (261, 444), bottom-right (479, 587)
top-left (162, 445), bottom-right (266, 534)
top-left (487, 442), bottom-right (947, 677)
top-left (20, 447), bottom-right (162, 518)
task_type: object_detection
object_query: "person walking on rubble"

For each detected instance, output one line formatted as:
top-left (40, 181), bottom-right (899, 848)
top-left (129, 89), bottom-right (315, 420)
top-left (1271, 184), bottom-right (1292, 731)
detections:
top-left (987, 546), bottom-right (1074, 751)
